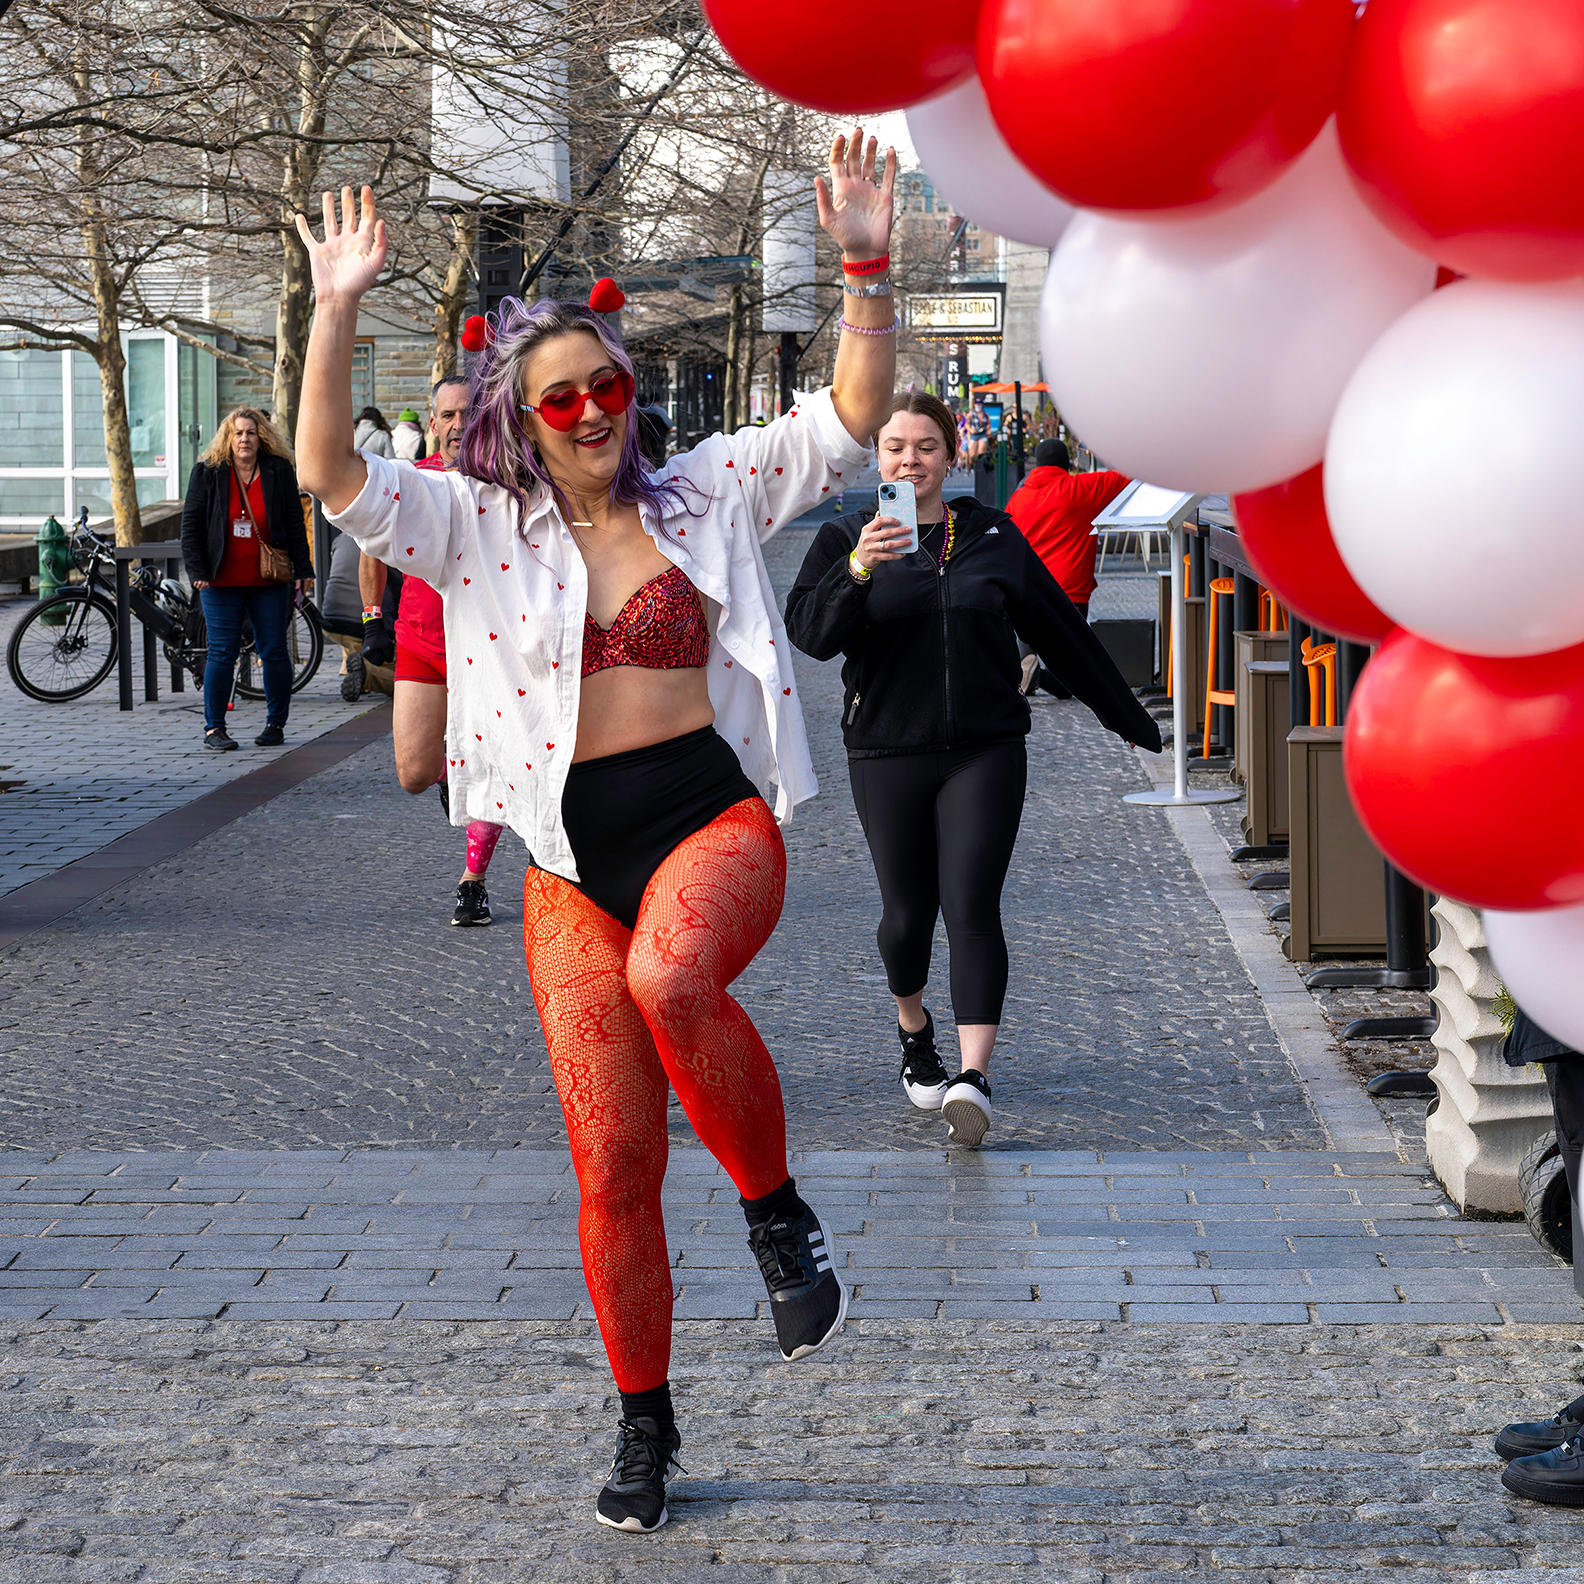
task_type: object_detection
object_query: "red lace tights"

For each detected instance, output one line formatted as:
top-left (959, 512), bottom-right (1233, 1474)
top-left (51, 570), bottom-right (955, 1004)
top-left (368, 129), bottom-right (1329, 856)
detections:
top-left (522, 797), bottom-right (790, 1392)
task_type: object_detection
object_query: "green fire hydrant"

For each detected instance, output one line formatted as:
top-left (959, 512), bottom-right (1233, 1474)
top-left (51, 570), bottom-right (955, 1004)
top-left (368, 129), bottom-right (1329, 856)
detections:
top-left (35, 514), bottom-right (73, 626)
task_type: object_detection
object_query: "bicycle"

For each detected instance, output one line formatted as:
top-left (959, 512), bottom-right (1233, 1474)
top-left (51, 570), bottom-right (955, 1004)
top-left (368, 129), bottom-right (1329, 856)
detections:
top-left (5, 513), bottom-right (324, 703)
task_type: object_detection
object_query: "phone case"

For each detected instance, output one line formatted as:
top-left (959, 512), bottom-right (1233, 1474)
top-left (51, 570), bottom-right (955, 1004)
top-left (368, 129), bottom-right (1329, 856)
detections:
top-left (878, 481), bottom-right (920, 554)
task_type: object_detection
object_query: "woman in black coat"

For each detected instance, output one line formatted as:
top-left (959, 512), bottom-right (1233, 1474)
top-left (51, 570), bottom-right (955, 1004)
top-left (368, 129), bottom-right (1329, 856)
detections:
top-left (180, 407), bottom-right (312, 750)
top-left (785, 390), bottom-right (1160, 1147)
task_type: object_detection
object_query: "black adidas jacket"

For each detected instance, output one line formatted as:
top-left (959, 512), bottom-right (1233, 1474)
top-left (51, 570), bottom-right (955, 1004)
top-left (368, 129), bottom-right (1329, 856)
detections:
top-left (784, 495), bottom-right (1161, 757)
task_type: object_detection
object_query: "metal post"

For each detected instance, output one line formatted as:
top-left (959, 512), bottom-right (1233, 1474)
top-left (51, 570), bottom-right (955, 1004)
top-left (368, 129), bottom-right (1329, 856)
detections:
top-left (115, 557), bottom-right (134, 711)
top-left (143, 583), bottom-right (159, 703)
top-left (1233, 569), bottom-right (1259, 635)
top-left (1289, 615), bottom-right (1312, 730)
top-left (1012, 380), bottom-right (1026, 486)
top-left (1337, 639), bottom-right (1369, 721)
top-left (1123, 522), bottom-right (1240, 809)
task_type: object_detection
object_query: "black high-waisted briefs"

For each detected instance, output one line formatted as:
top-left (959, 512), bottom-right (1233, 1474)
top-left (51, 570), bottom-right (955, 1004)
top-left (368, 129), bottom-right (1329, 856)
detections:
top-left (558, 725), bottom-right (760, 928)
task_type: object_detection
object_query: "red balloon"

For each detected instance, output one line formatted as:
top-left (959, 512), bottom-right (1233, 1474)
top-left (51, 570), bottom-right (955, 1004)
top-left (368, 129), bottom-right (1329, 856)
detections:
top-left (1344, 630), bottom-right (1584, 909)
top-left (703, 0), bottom-right (976, 114)
top-left (1232, 465), bottom-right (1392, 645)
top-left (1339, 0), bottom-right (1584, 281)
top-left (978, 0), bottom-right (1355, 212)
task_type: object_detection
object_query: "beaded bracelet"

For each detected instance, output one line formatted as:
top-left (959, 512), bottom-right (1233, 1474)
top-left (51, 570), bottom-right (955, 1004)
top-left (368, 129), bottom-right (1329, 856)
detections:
top-left (838, 314), bottom-right (900, 336)
top-left (843, 279), bottom-right (893, 297)
top-left (842, 253), bottom-right (890, 277)
top-left (848, 550), bottom-right (872, 582)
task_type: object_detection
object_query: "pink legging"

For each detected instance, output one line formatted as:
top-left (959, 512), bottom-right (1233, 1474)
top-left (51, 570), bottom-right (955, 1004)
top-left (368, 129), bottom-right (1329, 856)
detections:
top-left (466, 820), bottom-right (502, 876)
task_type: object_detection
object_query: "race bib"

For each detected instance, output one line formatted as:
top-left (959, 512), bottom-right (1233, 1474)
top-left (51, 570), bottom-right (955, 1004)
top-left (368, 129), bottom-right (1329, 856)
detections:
top-left (232, 518), bottom-right (252, 539)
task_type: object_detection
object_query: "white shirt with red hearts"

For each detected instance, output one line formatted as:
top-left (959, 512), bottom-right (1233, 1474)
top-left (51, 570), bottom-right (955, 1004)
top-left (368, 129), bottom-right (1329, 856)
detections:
top-left (326, 386), bottom-right (871, 883)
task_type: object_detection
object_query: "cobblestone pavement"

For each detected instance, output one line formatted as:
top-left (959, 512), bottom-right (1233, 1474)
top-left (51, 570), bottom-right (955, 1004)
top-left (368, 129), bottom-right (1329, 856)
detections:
top-left (0, 593), bottom-right (379, 899)
top-left (5, 1311), bottom-right (1584, 1580)
top-left (0, 534), bottom-right (1323, 1155)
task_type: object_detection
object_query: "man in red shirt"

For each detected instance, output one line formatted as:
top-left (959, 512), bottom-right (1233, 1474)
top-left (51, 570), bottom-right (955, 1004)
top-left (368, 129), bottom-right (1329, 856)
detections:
top-left (358, 374), bottom-right (502, 927)
top-left (1004, 438), bottom-right (1130, 694)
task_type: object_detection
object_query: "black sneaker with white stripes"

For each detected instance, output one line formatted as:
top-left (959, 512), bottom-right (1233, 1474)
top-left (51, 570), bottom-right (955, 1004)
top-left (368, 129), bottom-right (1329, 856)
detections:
top-left (942, 1068), bottom-right (993, 1148)
top-left (451, 879), bottom-right (492, 927)
top-left (899, 1007), bottom-right (950, 1110)
top-left (745, 1189), bottom-right (848, 1363)
top-left (595, 1416), bottom-right (682, 1532)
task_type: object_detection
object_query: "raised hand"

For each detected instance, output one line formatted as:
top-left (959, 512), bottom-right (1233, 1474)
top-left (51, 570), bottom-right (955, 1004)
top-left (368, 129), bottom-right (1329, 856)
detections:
top-left (815, 126), bottom-right (896, 262)
top-left (294, 185), bottom-right (388, 307)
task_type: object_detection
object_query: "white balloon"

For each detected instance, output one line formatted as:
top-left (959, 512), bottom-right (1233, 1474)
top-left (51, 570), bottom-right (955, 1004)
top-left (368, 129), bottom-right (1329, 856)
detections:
top-left (1040, 122), bottom-right (1435, 495)
top-left (1485, 901), bottom-right (1584, 1053)
top-left (1325, 280), bottom-right (1584, 658)
top-left (906, 76), bottom-right (1075, 250)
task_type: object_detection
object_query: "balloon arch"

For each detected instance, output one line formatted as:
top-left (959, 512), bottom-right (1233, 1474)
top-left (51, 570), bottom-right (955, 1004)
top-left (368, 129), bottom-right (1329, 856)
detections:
top-left (703, 0), bottom-right (1584, 1044)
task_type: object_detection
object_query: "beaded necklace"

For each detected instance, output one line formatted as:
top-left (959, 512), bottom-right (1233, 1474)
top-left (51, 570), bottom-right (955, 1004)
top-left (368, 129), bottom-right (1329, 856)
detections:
top-left (923, 502), bottom-right (956, 569)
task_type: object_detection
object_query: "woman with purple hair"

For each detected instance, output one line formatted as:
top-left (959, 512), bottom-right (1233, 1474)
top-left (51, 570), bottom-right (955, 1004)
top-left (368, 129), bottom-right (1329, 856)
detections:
top-left (294, 132), bottom-right (896, 1534)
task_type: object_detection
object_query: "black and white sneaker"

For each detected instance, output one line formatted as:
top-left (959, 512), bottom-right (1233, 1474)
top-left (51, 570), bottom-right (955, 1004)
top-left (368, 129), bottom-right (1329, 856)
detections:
top-left (451, 879), bottom-right (492, 927)
top-left (899, 1008), bottom-right (950, 1111)
top-left (942, 1069), bottom-right (993, 1148)
top-left (595, 1416), bottom-right (682, 1533)
top-left (747, 1195), bottom-right (848, 1363)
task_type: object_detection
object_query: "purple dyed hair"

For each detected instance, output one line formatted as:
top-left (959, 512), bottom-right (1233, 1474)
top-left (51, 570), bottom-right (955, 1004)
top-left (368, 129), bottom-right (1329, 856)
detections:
top-left (455, 296), bottom-right (703, 532)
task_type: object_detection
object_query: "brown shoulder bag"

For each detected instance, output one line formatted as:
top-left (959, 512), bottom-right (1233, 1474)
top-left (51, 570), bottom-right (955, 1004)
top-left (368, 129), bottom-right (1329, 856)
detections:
top-left (234, 466), bottom-right (293, 583)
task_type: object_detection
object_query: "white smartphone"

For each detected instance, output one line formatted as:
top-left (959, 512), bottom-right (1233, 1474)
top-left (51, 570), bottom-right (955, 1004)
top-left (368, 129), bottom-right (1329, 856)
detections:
top-left (877, 479), bottom-right (919, 554)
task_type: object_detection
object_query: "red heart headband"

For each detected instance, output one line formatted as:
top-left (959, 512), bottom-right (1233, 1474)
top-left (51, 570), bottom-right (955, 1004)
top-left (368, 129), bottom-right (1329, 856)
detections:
top-left (458, 280), bottom-right (624, 355)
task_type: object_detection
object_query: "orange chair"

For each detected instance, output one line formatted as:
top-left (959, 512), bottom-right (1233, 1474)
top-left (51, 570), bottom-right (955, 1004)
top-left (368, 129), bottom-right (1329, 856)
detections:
top-left (1203, 576), bottom-right (1236, 757)
top-left (1300, 637), bottom-right (1337, 726)
top-left (1258, 587), bottom-right (1289, 632)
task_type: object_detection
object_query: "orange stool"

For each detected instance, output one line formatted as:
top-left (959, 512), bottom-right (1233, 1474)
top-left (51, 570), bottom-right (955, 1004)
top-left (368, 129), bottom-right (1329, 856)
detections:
top-left (1202, 576), bottom-right (1236, 757)
top-left (1165, 551), bottom-right (1190, 699)
top-left (1258, 587), bottom-right (1289, 632)
top-left (1300, 637), bottom-right (1337, 726)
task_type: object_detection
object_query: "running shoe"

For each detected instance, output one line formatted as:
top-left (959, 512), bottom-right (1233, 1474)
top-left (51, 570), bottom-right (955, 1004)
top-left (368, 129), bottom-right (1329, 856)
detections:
top-left (595, 1416), bottom-right (682, 1532)
top-left (1496, 1392), bottom-right (1584, 1460)
top-left (1018, 653), bottom-right (1040, 697)
top-left (942, 1069), bottom-right (994, 1148)
top-left (204, 728), bottom-right (238, 752)
top-left (899, 1008), bottom-right (950, 1111)
top-left (451, 879), bottom-right (492, 927)
top-left (747, 1196), bottom-right (848, 1362)
top-left (341, 651), bottom-right (364, 701)
top-left (254, 723), bottom-right (285, 747)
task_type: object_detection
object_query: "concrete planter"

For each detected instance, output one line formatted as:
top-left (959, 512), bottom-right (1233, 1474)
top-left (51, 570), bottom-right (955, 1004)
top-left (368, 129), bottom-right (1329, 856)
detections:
top-left (1426, 897), bottom-right (1551, 1212)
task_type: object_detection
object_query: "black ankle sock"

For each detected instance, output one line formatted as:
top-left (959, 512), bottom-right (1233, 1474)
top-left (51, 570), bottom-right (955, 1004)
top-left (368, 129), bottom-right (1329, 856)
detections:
top-left (739, 1175), bottom-right (800, 1226)
top-left (619, 1381), bottom-right (674, 1436)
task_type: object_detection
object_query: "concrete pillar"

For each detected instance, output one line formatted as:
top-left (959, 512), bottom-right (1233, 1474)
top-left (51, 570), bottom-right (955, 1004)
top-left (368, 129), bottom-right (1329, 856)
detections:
top-left (1425, 897), bottom-right (1551, 1212)
top-left (1000, 243), bottom-right (1049, 389)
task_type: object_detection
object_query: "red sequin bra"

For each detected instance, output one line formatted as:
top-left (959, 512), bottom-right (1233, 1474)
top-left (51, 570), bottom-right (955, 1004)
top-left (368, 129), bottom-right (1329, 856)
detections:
top-left (582, 563), bottom-right (710, 678)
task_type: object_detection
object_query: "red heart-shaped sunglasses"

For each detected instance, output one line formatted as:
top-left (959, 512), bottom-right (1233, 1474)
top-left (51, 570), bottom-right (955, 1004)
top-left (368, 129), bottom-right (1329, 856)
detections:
top-left (518, 370), bottom-right (634, 433)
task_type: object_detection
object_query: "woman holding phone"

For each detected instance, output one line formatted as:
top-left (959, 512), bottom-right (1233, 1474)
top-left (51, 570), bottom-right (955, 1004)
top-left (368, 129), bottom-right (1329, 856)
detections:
top-left (785, 391), bottom-right (1160, 1147)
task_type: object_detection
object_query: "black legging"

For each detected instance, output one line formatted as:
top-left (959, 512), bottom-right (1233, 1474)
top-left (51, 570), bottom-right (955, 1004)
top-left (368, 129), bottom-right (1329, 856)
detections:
top-left (848, 741), bottom-right (1027, 1025)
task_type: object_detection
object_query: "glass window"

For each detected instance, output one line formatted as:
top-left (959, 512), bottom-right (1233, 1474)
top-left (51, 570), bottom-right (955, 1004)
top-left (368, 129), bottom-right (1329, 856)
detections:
top-left (0, 477), bottom-right (65, 517)
top-left (73, 352), bottom-right (105, 468)
top-left (178, 340), bottom-right (217, 483)
top-left (127, 339), bottom-right (166, 470)
top-left (351, 341), bottom-right (375, 411)
top-left (0, 349), bottom-right (64, 467)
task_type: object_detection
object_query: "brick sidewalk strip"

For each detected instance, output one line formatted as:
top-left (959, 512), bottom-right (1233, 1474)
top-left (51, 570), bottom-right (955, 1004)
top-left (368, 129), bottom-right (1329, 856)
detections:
top-left (0, 1147), bottom-right (1571, 1326)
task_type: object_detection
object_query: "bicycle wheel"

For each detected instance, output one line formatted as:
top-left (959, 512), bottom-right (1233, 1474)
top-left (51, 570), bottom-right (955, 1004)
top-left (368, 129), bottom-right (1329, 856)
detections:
top-left (234, 601), bottom-right (324, 699)
top-left (5, 590), bottom-right (119, 701)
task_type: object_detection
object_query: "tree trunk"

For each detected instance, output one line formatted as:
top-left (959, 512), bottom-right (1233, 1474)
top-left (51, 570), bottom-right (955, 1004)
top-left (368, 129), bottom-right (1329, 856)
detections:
top-left (75, 65), bottom-right (140, 547)
top-left (723, 282), bottom-right (744, 432)
top-left (431, 209), bottom-right (476, 386)
top-left (273, 16), bottom-right (330, 443)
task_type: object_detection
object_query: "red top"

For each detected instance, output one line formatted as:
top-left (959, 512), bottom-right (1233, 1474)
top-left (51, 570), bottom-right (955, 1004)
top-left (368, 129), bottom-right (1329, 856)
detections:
top-left (582, 564), bottom-right (709, 678)
top-left (395, 451), bottom-right (449, 666)
top-left (1004, 466), bottom-right (1131, 605)
top-left (213, 468), bottom-right (270, 587)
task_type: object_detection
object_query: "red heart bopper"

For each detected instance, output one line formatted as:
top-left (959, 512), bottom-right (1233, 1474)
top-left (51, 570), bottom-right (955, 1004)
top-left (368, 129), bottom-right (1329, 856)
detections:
top-left (1232, 465), bottom-right (1392, 646)
top-left (460, 315), bottom-right (490, 353)
top-left (589, 278), bottom-right (626, 314)
top-left (1344, 629), bottom-right (1584, 909)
